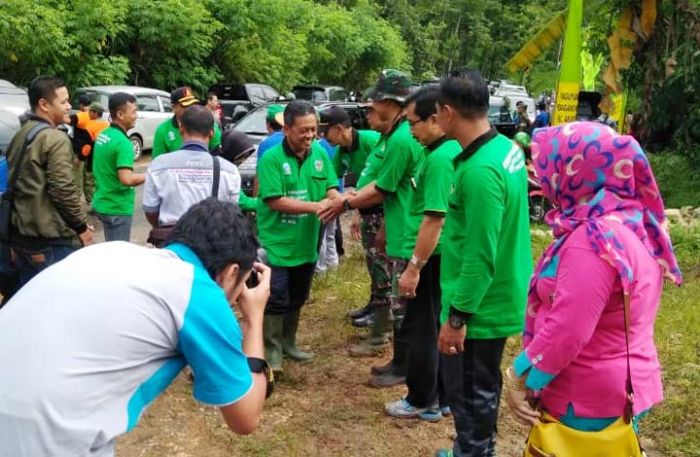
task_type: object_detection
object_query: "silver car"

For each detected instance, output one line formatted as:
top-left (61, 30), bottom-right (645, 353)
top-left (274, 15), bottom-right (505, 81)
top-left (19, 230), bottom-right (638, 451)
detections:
top-left (0, 81), bottom-right (30, 155)
top-left (72, 86), bottom-right (173, 160)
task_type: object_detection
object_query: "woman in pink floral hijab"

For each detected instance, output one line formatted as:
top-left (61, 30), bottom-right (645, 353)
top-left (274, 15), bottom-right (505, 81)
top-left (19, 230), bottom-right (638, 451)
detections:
top-left (506, 121), bottom-right (682, 432)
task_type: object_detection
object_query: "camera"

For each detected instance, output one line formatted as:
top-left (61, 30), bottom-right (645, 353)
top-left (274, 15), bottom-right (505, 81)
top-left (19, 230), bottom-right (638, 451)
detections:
top-left (246, 248), bottom-right (269, 288)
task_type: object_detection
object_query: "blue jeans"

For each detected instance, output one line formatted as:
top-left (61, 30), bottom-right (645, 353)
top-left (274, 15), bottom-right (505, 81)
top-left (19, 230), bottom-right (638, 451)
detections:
top-left (12, 244), bottom-right (78, 286)
top-left (98, 214), bottom-right (133, 242)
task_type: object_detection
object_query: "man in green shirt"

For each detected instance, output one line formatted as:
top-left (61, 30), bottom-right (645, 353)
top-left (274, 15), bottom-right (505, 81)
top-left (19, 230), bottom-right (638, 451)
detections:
top-left (326, 70), bottom-right (425, 388)
top-left (152, 87), bottom-right (222, 159)
top-left (433, 71), bottom-right (532, 457)
top-left (257, 100), bottom-right (341, 374)
top-left (378, 86), bottom-right (462, 421)
top-left (318, 106), bottom-right (386, 331)
top-left (92, 93), bottom-right (146, 242)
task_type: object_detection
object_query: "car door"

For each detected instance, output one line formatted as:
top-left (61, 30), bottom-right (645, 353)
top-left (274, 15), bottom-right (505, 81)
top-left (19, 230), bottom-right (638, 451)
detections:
top-left (134, 94), bottom-right (162, 149)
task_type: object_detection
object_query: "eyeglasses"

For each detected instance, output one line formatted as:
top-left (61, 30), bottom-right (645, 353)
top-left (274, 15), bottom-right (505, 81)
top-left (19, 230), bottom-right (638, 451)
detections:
top-left (407, 114), bottom-right (434, 127)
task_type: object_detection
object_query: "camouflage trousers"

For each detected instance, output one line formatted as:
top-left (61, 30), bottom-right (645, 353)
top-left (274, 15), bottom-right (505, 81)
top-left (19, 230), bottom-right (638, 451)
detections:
top-left (360, 212), bottom-right (391, 309)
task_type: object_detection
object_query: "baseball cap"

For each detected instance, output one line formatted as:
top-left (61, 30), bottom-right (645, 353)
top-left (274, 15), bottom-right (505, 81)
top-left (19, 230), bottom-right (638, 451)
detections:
top-left (513, 131), bottom-right (531, 148)
top-left (171, 87), bottom-right (199, 107)
top-left (319, 106), bottom-right (350, 128)
top-left (366, 69), bottom-right (412, 104)
top-left (88, 101), bottom-right (104, 114)
top-left (220, 129), bottom-right (255, 166)
top-left (266, 104), bottom-right (285, 126)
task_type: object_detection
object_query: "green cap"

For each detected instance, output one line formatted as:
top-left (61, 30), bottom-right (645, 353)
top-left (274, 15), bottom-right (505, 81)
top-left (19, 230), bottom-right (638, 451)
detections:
top-left (87, 101), bottom-right (104, 115)
top-left (367, 69), bottom-right (412, 103)
top-left (513, 131), bottom-right (531, 148)
top-left (266, 104), bottom-right (285, 126)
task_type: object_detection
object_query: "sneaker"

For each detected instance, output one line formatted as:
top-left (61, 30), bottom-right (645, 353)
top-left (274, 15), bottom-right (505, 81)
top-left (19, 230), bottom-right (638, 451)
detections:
top-left (434, 450), bottom-right (454, 457)
top-left (440, 405), bottom-right (452, 417)
top-left (384, 397), bottom-right (425, 419)
top-left (352, 313), bottom-right (374, 328)
top-left (368, 371), bottom-right (406, 388)
top-left (417, 403), bottom-right (443, 422)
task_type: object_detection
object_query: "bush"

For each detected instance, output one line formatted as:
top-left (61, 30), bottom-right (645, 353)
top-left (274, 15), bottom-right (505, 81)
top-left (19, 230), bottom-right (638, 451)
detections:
top-left (647, 152), bottom-right (700, 209)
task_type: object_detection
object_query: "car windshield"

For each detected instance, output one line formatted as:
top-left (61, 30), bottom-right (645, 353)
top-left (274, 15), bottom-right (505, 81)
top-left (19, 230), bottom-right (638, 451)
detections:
top-left (233, 106), bottom-right (271, 135)
top-left (294, 88), bottom-right (327, 102)
top-left (488, 103), bottom-right (513, 124)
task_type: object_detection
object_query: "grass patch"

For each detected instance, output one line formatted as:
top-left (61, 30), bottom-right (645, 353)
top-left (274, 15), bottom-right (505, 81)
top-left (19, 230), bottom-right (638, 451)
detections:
top-left (648, 152), bottom-right (700, 208)
top-left (118, 224), bottom-right (700, 456)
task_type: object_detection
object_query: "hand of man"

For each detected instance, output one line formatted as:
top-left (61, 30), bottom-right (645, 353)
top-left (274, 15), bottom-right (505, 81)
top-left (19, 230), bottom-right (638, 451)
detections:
top-left (398, 264), bottom-right (419, 298)
top-left (317, 196), bottom-right (344, 223)
top-left (79, 226), bottom-right (95, 246)
top-left (350, 212), bottom-right (361, 241)
top-left (237, 262), bottom-right (271, 327)
top-left (438, 322), bottom-right (466, 355)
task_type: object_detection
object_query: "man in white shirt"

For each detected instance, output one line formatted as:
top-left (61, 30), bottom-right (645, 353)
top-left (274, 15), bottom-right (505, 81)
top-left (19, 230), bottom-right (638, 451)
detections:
top-left (0, 198), bottom-right (272, 457)
top-left (143, 105), bottom-right (241, 231)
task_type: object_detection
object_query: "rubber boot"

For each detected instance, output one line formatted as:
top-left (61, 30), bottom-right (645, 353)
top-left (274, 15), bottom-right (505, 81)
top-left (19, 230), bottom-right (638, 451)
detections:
top-left (263, 315), bottom-right (284, 374)
top-left (282, 309), bottom-right (313, 362)
top-left (349, 306), bottom-right (391, 357)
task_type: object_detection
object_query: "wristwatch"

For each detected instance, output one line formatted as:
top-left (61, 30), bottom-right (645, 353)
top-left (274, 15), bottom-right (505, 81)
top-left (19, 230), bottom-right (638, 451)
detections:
top-left (409, 254), bottom-right (427, 270)
top-left (247, 357), bottom-right (274, 399)
top-left (448, 313), bottom-right (467, 330)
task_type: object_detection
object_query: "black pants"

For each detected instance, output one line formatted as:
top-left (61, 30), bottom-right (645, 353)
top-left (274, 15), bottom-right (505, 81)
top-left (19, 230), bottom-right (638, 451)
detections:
top-left (402, 255), bottom-right (446, 408)
top-left (441, 337), bottom-right (507, 457)
top-left (265, 263), bottom-right (316, 315)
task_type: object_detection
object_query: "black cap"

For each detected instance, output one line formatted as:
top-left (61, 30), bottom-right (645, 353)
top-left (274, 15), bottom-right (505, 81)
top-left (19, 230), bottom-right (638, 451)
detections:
top-left (170, 87), bottom-right (199, 106)
top-left (220, 129), bottom-right (255, 166)
top-left (319, 106), bottom-right (351, 128)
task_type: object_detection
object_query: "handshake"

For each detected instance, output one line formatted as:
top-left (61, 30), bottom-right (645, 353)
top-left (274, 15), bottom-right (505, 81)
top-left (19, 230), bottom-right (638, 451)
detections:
top-left (316, 191), bottom-right (356, 223)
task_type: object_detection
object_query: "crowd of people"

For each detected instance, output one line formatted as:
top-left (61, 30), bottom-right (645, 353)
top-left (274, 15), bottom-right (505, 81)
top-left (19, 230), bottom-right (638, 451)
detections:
top-left (0, 69), bottom-right (681, 457)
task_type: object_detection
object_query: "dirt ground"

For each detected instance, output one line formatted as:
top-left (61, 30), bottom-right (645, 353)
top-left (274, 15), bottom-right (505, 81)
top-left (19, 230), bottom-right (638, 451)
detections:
top-left (117, 221), bottom-right (663, 457)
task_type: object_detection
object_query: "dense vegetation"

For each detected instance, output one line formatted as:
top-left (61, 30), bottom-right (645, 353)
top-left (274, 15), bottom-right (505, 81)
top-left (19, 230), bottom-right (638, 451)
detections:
top-left (1, 0), bottom-right (698, 182)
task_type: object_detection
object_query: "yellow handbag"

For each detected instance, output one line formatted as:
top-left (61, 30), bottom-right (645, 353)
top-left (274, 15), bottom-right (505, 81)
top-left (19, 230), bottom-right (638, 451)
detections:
top-left (523, 295), bottom-right (645, 457)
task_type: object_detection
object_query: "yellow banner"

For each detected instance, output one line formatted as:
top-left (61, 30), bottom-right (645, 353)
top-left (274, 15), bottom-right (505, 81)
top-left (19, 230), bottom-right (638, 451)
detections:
top-left (552, 81), bottom-right (580, 125)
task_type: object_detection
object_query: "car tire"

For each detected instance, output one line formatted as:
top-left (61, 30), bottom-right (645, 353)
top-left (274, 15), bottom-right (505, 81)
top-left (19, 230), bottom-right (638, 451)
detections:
top-left (130, 135), bottom-right (143, 161)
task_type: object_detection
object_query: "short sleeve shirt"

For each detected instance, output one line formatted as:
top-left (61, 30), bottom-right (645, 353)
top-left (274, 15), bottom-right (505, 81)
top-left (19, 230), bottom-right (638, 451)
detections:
top-left (0, 242), bottom-right (253, 457)
top-left (332, 129), bottom-right (380, 177)
top-left (256, 139), bottom-right (338, 266)
top-left (92, 125), bottom-right (136, 215)
top-left (152, 117), bottom-right (222, 159)
top-left (373, 120), bottom-right (425, 259)
top-left (143, 143), bottom-right (241, 225)
top-left (402, 138), bottom-right (461, 255)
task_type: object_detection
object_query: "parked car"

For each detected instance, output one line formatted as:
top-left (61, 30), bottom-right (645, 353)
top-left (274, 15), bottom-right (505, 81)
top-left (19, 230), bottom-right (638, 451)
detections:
top-left (71, 86), bottom-right (172, 160)
top-left (232, 101), bottom-right (369, 193)
top-left (209, 83), bottom-right (281, 128)
top-left (292, 85), bottom-right (349, 102)
top-left (0, 83), bottom-right (30, 155)
top-left (209, 83), bottom-right (280, 106)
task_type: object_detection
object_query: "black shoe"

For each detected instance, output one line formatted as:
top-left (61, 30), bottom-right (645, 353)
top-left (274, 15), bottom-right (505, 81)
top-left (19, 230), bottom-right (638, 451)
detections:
top-left (368, 371), bottom-right (406, 388)
top-left (352, 313), bottom-right (374, 328)
top-left (348, 303), bottom-right (372, 320)
top-left (371, 360), bottom-right (394, 376)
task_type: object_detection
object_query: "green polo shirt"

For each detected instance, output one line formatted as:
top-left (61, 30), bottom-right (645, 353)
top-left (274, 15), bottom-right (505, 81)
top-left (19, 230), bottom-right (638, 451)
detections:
top-left (440, 129), bottom-right (532, 339)
top-left (257, 139), bottom-right (338, 267)
top-left (402, 137), bottom-right (461, 256)
top-left (92, 125), bottom-right (136, 216)
top-left (373, 119), bottom-right (425, 259)
top-left (332, 129), bottom-right (380, 178)
top-left (151, 116), bottom-right (222, 159)
top-left (355, 135), bottom-right (386, 190)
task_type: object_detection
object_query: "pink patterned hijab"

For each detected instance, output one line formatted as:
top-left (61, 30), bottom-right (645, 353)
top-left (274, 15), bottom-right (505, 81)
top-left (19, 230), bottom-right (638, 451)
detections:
top-left (524, 121), bottom-right (682, 346)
